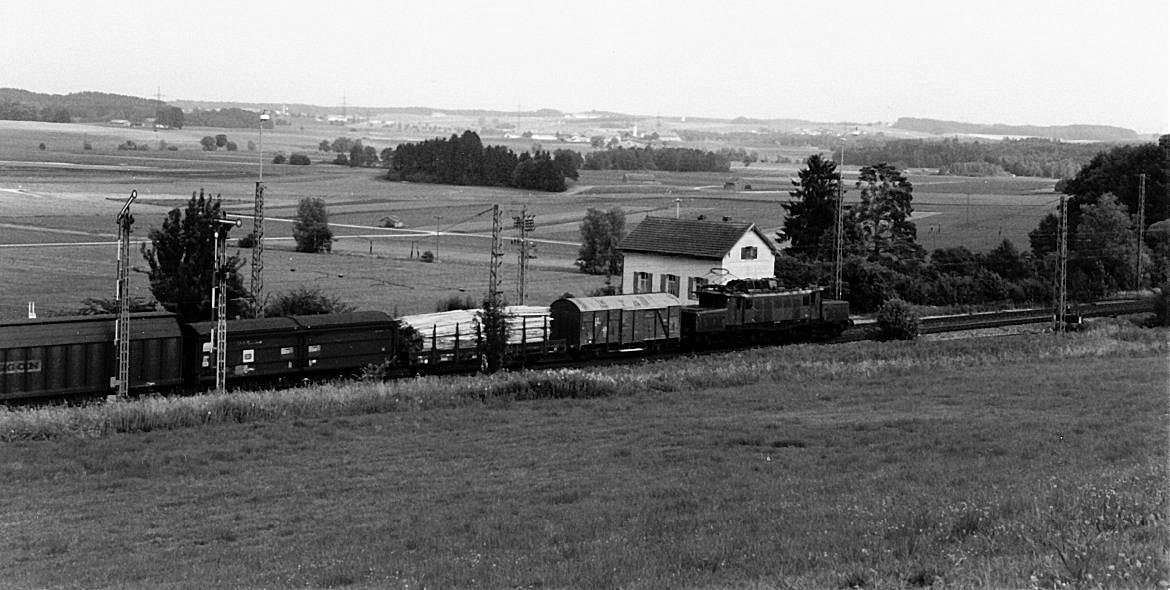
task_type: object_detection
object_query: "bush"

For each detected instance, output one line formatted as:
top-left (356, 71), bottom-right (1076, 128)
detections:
top-left (1153, 283), bottom-right (1170, 327)
top-left (38, 142), bottom-right (45, 150)
top-left (289, 153), bottom-right (311, 166)
top-left (272, 153), bottom-right (287, 164)
top-left (225, 141), bottom-right (238, 151)
top-left (237, 233), bottom-right (256, 248)
top-left (436, 295), bottom-right (477, 312)
top-left (263, 287), bottom-right (355, 317)
top-left (875, 299), bottom-right (920, 341)
top-left (82, 141), bottom-right (93, 150)
top-left (420, 250), bottom-right (434, 263)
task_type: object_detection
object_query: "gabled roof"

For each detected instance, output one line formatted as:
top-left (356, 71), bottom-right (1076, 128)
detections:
top-left (619, 217), bottom-right (775, 260)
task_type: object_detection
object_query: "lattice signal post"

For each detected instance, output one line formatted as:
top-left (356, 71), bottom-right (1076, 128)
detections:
top-left (113, 190), bottom-right (138, 398)
top-left (513, 209), bottom-right (535, 304)
top-left (251, 110), bottom-right (270, 317)
top-left (213, 216), bottom-right (240, 393)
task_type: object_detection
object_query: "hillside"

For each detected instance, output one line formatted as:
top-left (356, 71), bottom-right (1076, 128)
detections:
top-left (0, 88), bottom-right (162, 123)
top-left (892, 117), bottom-right (1141, 142)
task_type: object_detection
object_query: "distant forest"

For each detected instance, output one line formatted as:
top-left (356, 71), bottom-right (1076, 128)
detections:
top-left (831, 138), bottom-right (1108, 179)
top-left (385, 131), bottom-right (581, 192)
top-left (583, 147), bottom-right (730, 172)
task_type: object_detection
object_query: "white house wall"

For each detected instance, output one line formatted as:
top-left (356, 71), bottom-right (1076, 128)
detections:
top-left (621, 232), bottom-right (776, 304)
top-left (720, 231), bottom-right (776, 281)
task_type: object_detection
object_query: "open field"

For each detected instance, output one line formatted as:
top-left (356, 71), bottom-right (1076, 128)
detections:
top-left (1, 326), bottom-right (1166, 588)
top-left (0, 120), bottom-right (1061, 319)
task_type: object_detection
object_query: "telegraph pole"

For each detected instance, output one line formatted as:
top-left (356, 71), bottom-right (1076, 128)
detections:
top-left (1135, 173), bottom-right (1147, 291)
top-left (113, 190), bottom-right (138, 398)
top-left (213, 216), bottom-right (240, 394)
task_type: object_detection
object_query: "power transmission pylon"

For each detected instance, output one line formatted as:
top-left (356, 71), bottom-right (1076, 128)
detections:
top-left (213, 216), bottom-right (240, 393)
top-left (114, 189), bottom-right (138, 398)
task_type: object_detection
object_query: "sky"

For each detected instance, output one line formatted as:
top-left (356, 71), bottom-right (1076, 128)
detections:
top-left (2, 0), bottom-right (1167, 133)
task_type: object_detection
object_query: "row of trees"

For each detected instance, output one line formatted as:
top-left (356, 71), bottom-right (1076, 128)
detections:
top-left (583, 146), bottom-right (731, 172)
top-left (384, 131), bottom-right (579, 192)
top-left (776, 136), bottom-right (1169, 312)
top-left (184, 108), bottom-right (277, 129)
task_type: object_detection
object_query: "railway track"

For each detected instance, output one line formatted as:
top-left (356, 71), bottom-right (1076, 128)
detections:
top-left (837, 299), bottom-right (1155, 342)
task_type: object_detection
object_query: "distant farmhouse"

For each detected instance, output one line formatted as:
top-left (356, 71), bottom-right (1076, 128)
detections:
top-left (618, 217), bottom-right (778, 304)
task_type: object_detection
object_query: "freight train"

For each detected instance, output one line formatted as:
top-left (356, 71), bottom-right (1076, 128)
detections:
top-left (0, 281), bottom-right (851, 402)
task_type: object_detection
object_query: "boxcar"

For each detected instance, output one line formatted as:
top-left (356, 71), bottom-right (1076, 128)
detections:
top-left (549, 293), bottom-right (681, 352)
top-left (291, 312), bottom-right (396, 374)
top-left (181, 312), bottom-right (397, 385)
top-left (0, 312), bottom-right (184, 401)
top-left (182, 317), bottom-right (302, 384)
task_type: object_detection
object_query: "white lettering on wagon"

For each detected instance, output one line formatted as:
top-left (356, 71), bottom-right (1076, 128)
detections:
top-left (1, 360), bottom-right (42, 374)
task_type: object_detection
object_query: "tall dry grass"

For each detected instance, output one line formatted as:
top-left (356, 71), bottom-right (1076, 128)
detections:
top-left (2, 323), bottom-right (1164, 442)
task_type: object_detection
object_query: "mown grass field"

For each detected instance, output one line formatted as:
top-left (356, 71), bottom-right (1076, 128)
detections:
top-left (0, 120), bottom-right (1061, 319)
top-left (1, 325), bottom-right (1166, 589)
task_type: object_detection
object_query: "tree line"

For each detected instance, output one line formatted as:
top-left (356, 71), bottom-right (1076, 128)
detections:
top-left (582, 146), bottom-right (730, 172)
top-left (776, 136), bottom-right (1170, 313)
top-left (838, 137), bottom-right (1099, 179)
top-left (384, 131), bottom-right (580, 192)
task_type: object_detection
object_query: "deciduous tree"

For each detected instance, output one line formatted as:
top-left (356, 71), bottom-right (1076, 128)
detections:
top-left (293, 197), bottom-right (333, 253)
top-left (577, 207), bottom-right (625, 275)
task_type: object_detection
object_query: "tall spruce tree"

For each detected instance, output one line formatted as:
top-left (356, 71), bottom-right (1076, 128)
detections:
top-left (140, 190), bottom-right (249, 322)
top-left (780, 154), bottom-right (842, 259)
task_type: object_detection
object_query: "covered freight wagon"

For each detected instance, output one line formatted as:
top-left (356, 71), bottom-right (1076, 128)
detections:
top-left (182, 311), bottom-right (397, 384)
top-left (0, 312), bottom-right (183, 401)
top-left (549, 293), bottom-right (681, 352)
top-left (182, 316), bottom-right (302, 383)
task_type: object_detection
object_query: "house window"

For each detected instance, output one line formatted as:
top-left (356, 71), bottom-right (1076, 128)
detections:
top-left (687, 277), bottom-right (708, 300)
top-left (633, 272), bottom-right (652, 294)
top-left (740, 246), bottom-right (758, 260)
top-left (660, 274), bottom-right (679, 297)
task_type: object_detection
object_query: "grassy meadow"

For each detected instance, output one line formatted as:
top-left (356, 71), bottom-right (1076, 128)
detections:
top-left (1, 323), bottom-right (1166, 589)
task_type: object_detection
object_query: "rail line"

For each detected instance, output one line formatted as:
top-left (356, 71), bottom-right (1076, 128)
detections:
top-left (837, 299), bottom-right (1154, 342)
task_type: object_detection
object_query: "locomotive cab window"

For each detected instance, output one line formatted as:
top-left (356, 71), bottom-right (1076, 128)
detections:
top-left (740, 246), bottom-right (757, 260)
